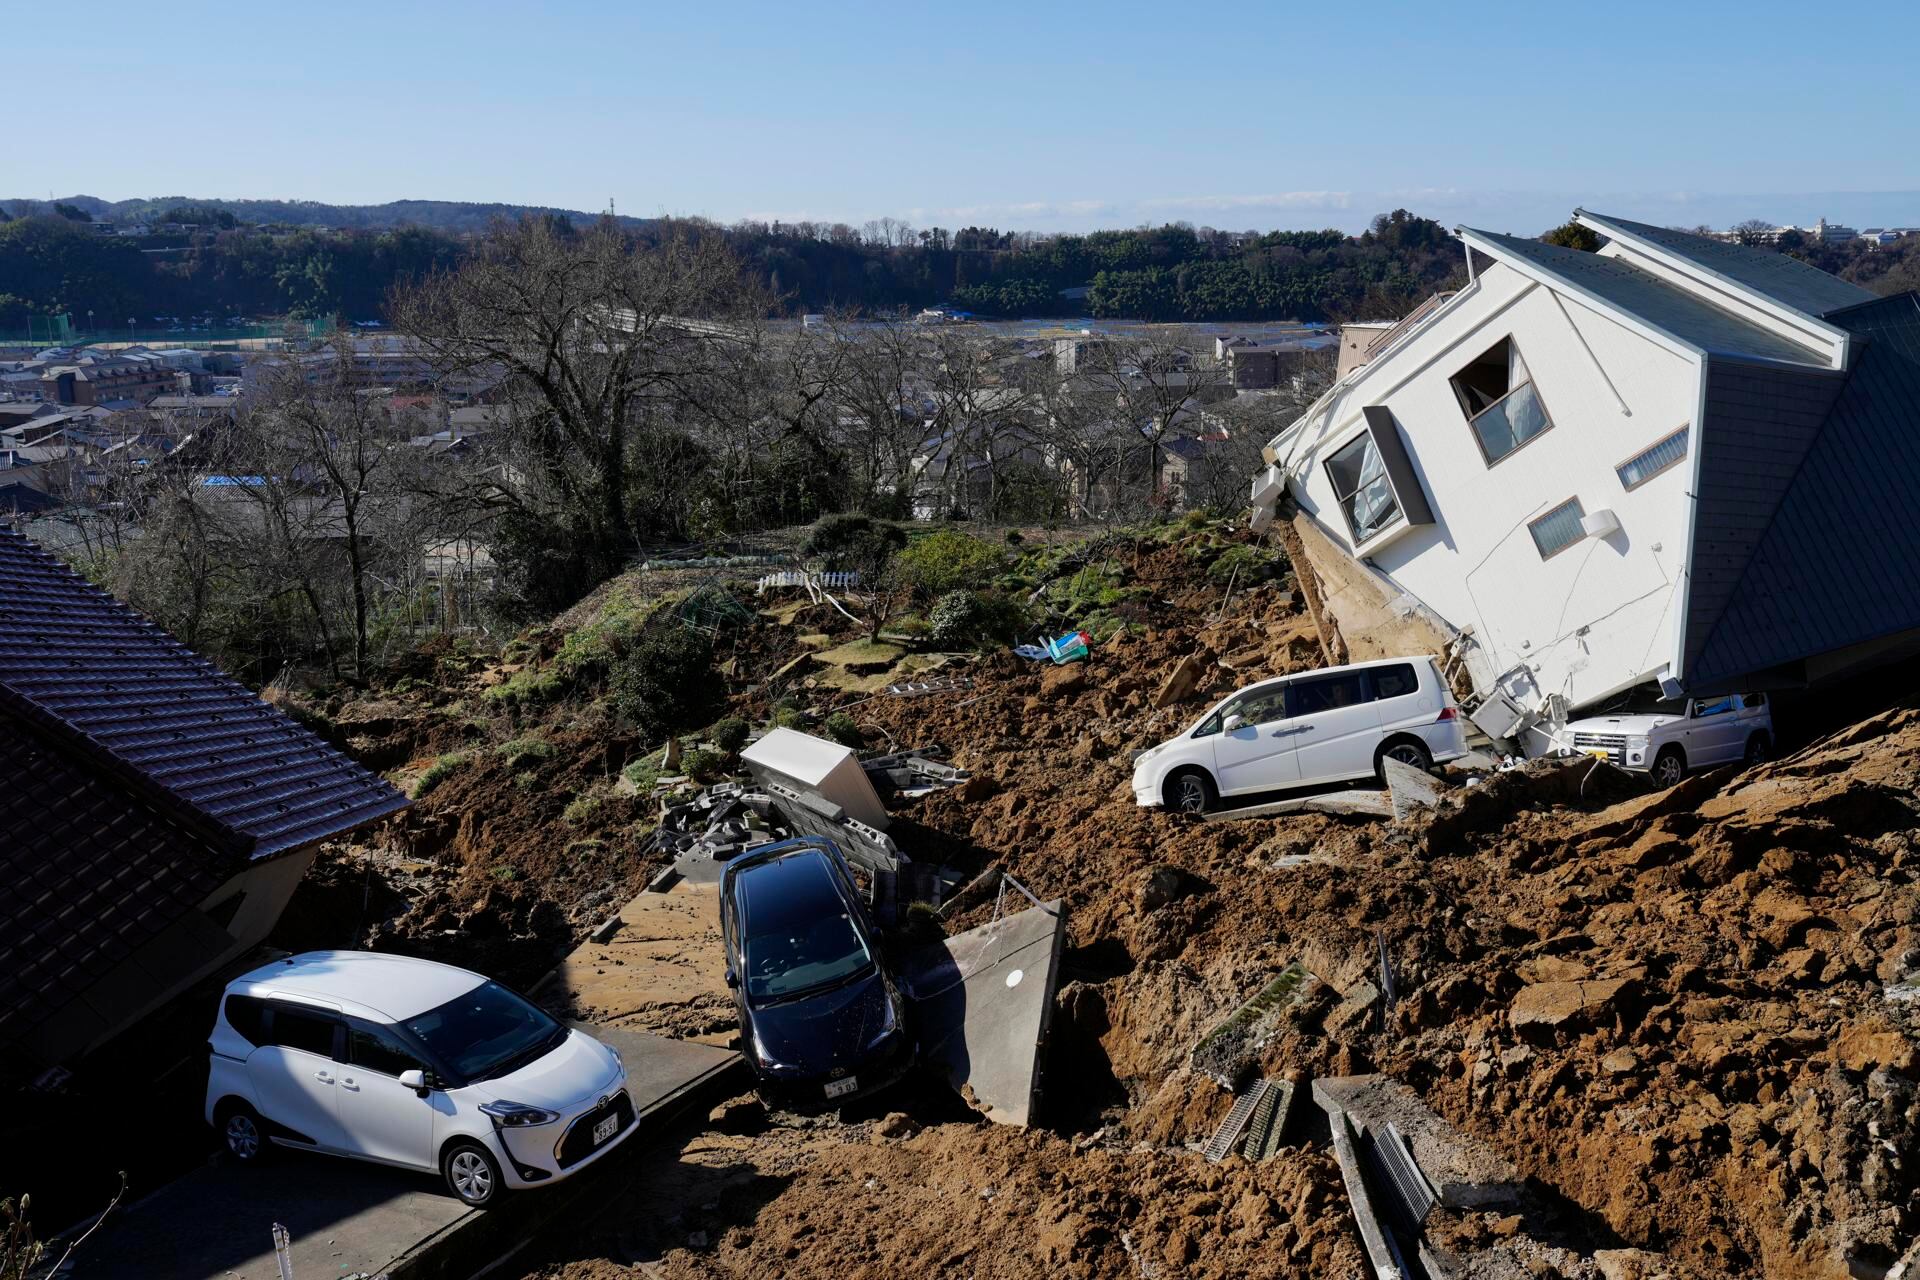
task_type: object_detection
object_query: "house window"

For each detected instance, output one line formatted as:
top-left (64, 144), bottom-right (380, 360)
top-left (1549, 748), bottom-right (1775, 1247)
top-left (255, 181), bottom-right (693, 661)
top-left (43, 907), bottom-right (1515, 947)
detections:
top-left (1451, 337), bottom-right (1553, 464)
top-left (1528, 497), bottom-right (1586, 559)
top-left (1616, 428), bottom-right (1690, 490)
top-left (1325, 431), bottom-right (1402, 543)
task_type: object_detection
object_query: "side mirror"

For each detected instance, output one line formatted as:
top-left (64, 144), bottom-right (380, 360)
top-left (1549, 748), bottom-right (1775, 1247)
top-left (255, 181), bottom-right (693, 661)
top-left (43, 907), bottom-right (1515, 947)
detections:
top-left (398, 1068), bottom-right (430, 1096)
top-left (1222, 714), bottom-right (1245, 733)
top-left (723, 968), bottom-right (739, 990)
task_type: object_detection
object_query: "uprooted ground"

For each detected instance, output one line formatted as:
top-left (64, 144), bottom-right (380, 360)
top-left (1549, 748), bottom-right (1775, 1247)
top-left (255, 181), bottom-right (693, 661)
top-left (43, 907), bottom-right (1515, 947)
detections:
top-left (289, 526), bottom-right (1919, 1280)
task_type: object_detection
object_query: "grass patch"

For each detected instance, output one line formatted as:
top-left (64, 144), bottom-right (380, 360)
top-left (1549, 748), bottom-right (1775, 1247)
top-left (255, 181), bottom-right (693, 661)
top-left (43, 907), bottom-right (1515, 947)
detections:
top-left (497, 736), bottom-right (556, 770)
top-left (413, 752), bottom-right (469, 799)
top-left (562, 791), bottom-right (606, 825)
top-left (621, 759), bottom-right (662, 792)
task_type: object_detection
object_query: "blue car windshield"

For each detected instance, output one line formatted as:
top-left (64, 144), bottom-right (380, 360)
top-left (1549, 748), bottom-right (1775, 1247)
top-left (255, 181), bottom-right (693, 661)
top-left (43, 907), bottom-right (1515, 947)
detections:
top-left (745, 912), bottom-right (872, 1002)
top-left (404, 980), bottom-right (562, 1081)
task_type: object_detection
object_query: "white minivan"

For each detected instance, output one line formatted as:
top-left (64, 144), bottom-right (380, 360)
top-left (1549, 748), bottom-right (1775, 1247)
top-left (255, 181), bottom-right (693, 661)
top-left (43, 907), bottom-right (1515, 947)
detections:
top-left (206, 951), bottom-right (635, 1208)
top-left (1132, 655), bottom-right (1466, 814)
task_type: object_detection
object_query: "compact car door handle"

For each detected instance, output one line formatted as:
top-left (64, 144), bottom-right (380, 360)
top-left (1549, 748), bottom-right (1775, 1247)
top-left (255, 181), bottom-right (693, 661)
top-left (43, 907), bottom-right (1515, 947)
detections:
top-left (339, 1077), bottom-right (360, 1091)
top-left (314, 1070), bottom-right (334, 1083)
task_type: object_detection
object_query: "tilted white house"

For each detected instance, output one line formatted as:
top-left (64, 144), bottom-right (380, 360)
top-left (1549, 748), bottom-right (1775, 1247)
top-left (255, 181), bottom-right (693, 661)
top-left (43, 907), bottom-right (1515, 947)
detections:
top-left (1251, 211), bottom-right (1920, 750)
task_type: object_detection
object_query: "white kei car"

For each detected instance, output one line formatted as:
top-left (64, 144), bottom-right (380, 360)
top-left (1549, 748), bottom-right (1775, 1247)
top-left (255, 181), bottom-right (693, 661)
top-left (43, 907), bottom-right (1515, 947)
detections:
top-left (1555, 691), bottom-right (1773, 786)
top-left (206, 951), bottom-right (634, 1207)
top-left (1132, 655), bottom-right (1467, 814)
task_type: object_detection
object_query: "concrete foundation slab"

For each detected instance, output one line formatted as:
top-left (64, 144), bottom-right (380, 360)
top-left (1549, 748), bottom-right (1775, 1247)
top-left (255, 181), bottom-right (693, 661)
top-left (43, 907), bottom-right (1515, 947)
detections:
top-left (541, 879), bottom-right (731, 1039)
top-left (1383, 756), bottom-right (1444, 822)
top-left (905, 900), bottom-right (1066, 1127)
top-left (1204, 790), bottom-right (1393, 822)
top-left (1313, 1074), bottom-right (1521, 1208)
top-left (82, 1030), bottom-right (743, 1280)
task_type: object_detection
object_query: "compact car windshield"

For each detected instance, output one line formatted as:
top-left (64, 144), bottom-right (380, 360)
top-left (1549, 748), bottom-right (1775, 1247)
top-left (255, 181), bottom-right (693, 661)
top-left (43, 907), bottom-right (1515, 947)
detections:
top-left (744, 911), bottom-right (873, 1003)
top-left (404, 980), bottom-right (562, 1081)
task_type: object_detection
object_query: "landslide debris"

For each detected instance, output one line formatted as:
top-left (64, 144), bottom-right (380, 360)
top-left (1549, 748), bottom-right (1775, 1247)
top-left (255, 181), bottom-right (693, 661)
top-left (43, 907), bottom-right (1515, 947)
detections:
top-left (300, 525), bottom-right (1917, 1279)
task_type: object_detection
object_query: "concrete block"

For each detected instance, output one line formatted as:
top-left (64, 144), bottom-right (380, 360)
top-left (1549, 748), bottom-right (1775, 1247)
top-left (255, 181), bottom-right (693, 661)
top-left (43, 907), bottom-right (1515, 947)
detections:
top-left (1313, 1075), bottom-right (1521, 1208)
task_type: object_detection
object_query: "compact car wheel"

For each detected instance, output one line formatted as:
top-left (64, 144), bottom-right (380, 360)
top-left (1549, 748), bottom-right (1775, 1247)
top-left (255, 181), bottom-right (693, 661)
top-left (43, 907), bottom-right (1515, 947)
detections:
top-left (1652, 746), bottom-right (1687, 788)
top-left (221, 1104), bottom-right (266, 1163)
top-left (442, 1141), bottom-right (504, 1208)
top-left (1744, 732), bottom-right (1771, 767)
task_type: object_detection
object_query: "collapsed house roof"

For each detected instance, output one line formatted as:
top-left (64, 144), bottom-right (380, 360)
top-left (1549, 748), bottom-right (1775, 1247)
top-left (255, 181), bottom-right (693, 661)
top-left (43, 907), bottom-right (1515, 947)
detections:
top-left (0, 523), bottom-right (408, 1068)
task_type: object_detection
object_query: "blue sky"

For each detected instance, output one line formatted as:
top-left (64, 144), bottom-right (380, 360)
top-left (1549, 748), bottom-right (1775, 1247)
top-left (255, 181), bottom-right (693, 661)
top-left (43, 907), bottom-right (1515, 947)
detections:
top-left (13, 0), bottom-right (1919, 234)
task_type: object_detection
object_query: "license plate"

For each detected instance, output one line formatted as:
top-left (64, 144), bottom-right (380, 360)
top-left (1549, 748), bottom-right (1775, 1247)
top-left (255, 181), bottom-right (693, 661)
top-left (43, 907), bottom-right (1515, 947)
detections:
top-left (824, 1076), bottom-right (858, 1100)
top-left (1585, 748), bottom-right (1611, 761)
top-left (592, 1113), bottom-right (618, 1146)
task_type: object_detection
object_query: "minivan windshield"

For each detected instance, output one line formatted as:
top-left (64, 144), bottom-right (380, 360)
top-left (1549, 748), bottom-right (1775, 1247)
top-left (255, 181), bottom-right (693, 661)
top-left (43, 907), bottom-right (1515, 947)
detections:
top-left (404, 980), bottom-right (564, 1082)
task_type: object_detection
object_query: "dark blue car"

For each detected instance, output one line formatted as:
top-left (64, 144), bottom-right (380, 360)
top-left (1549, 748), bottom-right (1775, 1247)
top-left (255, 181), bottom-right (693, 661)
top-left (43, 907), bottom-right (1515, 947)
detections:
top-left (719, 837), bottom-right (912, 1108)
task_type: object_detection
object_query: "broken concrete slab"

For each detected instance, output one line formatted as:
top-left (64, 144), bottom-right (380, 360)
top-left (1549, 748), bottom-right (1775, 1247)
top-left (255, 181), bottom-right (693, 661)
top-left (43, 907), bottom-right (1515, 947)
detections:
top-left (544, 879), bottom-right (731, 1035)
top-left (1329, 1109), bottom-right (1412, 1280)
top-left (1204, 789), bottom-right (1394, 822)
top-left (1191, 962), bottom-right (1314, 1087)
top-left (741, 727), bottom-right (890, 828)
top-left (1313, 1075), bottom-right (1522, 1209)
top-left (904, 899), bottom-right (1066, 1127)
top-left (1384, 754), bottom-right (1444, 822)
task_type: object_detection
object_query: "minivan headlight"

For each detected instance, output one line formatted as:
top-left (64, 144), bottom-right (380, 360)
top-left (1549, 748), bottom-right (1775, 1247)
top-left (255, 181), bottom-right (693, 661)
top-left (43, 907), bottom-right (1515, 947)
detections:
top-left (480, 1100), bottom-right (561, 1127)
top-left (863, 1000), bottom-right (900, 1053)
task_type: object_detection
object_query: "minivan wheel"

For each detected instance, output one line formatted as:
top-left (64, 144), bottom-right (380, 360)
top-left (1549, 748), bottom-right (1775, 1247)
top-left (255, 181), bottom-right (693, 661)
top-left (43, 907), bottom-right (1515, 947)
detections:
top-left (1167, 770), bottom-right (1216, 816)
top-left (1652, 746), bottom-right (1687, 788)
top-left (1744, 732), bottom-right (1771, 767)
top-left (220, 1103), bottom-right (266, 1163)
top-left (442, 1141), bottom-right (503, 1208)
top-left (1376, 739), bottom-right (1432, 782)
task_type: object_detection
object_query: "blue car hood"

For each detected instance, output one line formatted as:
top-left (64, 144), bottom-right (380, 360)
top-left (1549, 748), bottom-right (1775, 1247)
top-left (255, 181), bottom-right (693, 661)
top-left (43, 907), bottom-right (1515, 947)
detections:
top-left (750, 967), bottom-right (894, 1072)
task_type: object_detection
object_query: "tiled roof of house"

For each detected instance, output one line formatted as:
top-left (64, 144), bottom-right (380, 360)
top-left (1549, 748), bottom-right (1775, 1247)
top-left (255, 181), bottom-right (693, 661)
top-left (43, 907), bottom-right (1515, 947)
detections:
top-left (0, 523), bottom-right (408, 859)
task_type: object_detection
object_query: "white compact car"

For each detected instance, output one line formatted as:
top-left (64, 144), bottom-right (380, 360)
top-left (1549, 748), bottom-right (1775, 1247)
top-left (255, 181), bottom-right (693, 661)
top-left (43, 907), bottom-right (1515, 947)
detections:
top-left (1132, 655), bottom-right (1466, 814)
top-left (206, 951), bottom-right (634, 1208)
top-left (1555, 691), bottom-right (1772, 786)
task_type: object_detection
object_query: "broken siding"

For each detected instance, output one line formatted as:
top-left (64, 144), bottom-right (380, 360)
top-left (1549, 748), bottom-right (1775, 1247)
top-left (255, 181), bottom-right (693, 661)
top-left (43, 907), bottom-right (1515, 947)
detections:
top-left (1681, 360), bottom-right (1848, 682)
top-left (1690, 293), bottom-right (1920, 687)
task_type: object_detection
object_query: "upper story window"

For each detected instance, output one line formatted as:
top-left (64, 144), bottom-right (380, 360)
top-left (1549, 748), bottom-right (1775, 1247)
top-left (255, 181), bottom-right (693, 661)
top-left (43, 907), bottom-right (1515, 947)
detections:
top-left (1528, 497), bottom-right (1586, 560)
top-left (1616, 427), bottom-right (1689, 490)
top-left (1325, 431), bottom-right (1402, 543)
top-left (1451, 337), bottom-right (1553, 465)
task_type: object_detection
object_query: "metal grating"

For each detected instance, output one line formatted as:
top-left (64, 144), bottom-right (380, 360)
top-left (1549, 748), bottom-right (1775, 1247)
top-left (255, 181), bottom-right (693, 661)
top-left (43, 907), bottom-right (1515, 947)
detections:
top-left (1203, 1078), bottom-right (1271, 1163)
top-left (1366, 1121), bottom-right (1440, 1233)
top-left (1242, 1078), bottom-right (1294, 1162)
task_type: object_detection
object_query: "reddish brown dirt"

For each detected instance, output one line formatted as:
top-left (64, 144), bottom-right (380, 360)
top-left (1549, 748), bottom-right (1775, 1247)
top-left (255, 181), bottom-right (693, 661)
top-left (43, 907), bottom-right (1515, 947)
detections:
top-left (306, 531), bottom-right (1917, 1279)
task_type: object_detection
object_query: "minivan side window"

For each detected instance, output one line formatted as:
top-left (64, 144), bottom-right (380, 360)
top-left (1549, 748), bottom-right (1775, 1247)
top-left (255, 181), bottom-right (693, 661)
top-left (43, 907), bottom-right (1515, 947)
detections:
top-left (224, 994), bottom-right (269, 1046)
top-left (1692, 696), bottom-right (1736, 718)
top-left (348, 1022), bottom-right (426, 1078)
top-left (1369, 664), bottom-right (1418, 701)
top-left (1290, 672), bottom-right (1366, 716)
top-left (272, 1007), bottom-right (339, 1057)
top-left (1741, 692), bottom-right (1767, 709)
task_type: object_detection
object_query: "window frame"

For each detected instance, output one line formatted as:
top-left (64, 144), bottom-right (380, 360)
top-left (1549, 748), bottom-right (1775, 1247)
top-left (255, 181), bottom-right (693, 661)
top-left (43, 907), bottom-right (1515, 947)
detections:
top-left (266, 1002), bottom-right (344, 1060)
top-left (1322, 427), bottom-right (1404, 545)
top-left (1451, 335), bottom-right (1556, 468)
top-left (345, 1017), bottom-right (431, 1079)
top-left (1614, 426), bottom-right (1691, 491)
top-left (1527, 497), bottom-right (1588, 561)
top-left (1285, 670), bottom-right (1369, 717)
top-left (1365, 663), bottom-right (1420, 702)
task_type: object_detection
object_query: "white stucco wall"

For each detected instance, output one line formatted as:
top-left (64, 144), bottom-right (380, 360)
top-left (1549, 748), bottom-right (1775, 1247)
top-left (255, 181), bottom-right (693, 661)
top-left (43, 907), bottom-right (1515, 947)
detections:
top-left (1277, 261), bottom-right (1704, 715)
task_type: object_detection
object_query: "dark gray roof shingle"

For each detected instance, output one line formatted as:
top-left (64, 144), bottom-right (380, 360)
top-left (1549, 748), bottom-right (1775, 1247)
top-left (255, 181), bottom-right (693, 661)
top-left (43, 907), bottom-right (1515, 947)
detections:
top-left (1689, 292), bottom-right (1920, 688)
top-left (1575, 211), bottom-right (1876, 319)
top-left (1461, 228), bottom-right (1826, 366)
top-left (0, 524), bottom-right (408, 858)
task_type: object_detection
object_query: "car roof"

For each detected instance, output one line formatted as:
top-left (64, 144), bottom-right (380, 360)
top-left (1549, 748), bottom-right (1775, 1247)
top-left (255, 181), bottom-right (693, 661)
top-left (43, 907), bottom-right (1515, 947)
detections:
top-left (228, 950), bottom-right (488, 1023)
top-left (730, 846), bottom-right (847, 929)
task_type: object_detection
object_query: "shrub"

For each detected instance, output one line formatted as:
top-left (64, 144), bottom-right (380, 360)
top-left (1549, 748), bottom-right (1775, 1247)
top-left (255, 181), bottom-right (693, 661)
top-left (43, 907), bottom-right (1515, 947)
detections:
top-left (770, 698), bottom-right (806, 730)
top-left (803, 513), bottom-right (907, 578)
top-left (822, 712), bottom-right (863, 748)
top-left (413, 752), bottom-right (468, 798)
top-left (1004, 529), bottom-right (1024, 546)
top-left (710, 716), bottom-right (750, 753)
top-left (608, 623), bottom-right (725, 743)
top-left (562, 791), bottom-right (604, 825)
top-left (929, 588), bottom-right (1031, 649)
top-left (681, 747), bottom-right (727, 783)
top-left (893, 531), bottom-right (1006, 597)
top-left (497, 736), bottom-right (554, 770)
top-left (489, 865), bottom-right (521, 882)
